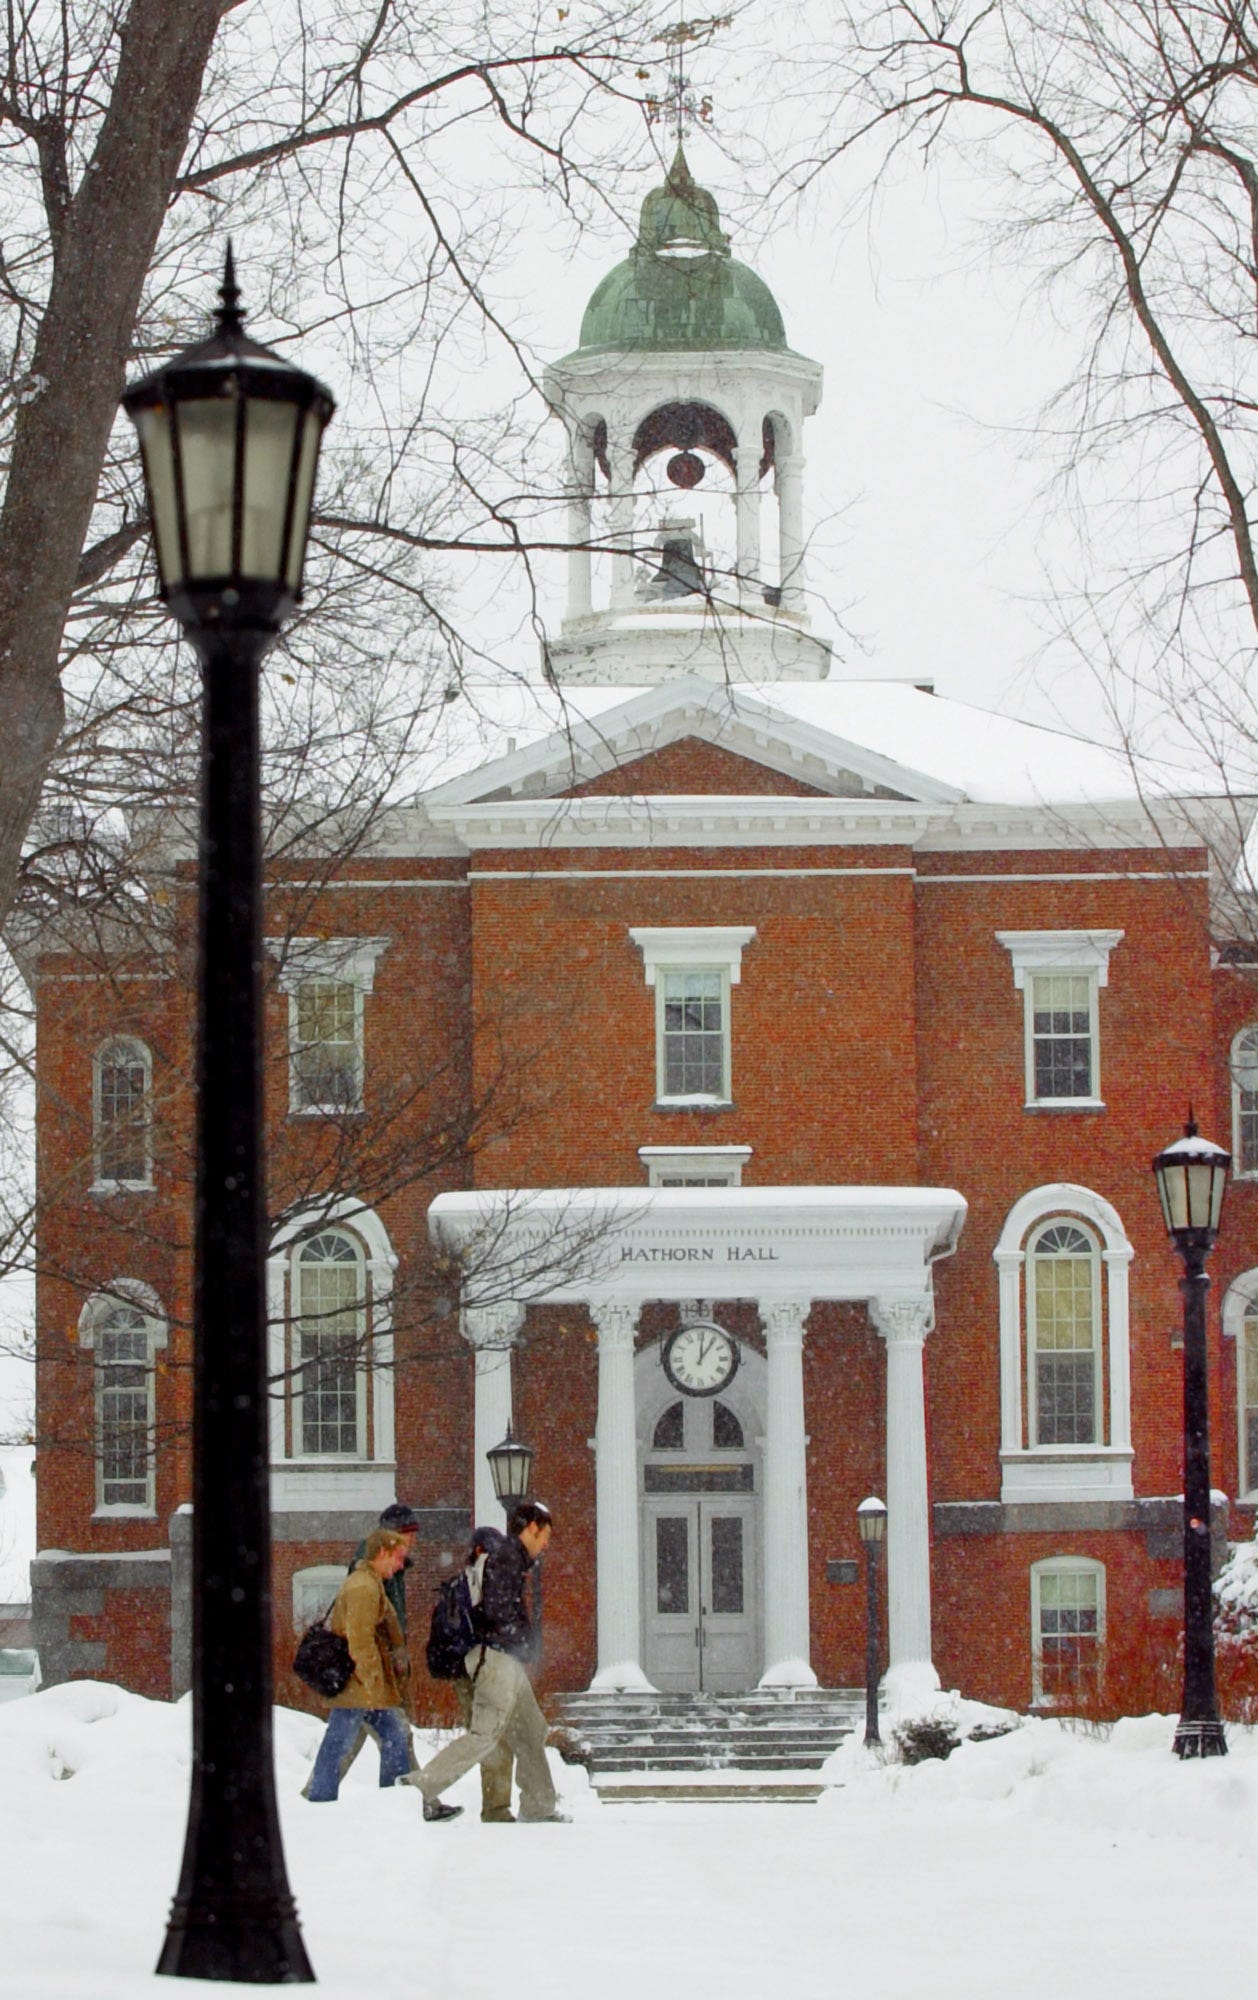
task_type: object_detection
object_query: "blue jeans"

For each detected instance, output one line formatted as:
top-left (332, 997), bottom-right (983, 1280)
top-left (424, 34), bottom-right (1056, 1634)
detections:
top-left (307, 1706), bottom-right (411, 1801)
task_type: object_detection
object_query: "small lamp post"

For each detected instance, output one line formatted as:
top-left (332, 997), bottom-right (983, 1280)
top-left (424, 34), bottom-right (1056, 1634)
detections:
top-left (486, 1425), bottom-right (541, 1646)
top-left (486, 1423), bottom-right (534, 1514)
top-left (123, 251), bottom-right (334, 1981)
top-left (856, 1496), bottom-right (887, 1748)
top-left (1152, 1114), bottom-right (1230, 1760)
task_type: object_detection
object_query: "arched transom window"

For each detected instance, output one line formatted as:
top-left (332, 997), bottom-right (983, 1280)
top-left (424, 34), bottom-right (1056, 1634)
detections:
top-left (1027, 1220), bottom-right (1102, 1448)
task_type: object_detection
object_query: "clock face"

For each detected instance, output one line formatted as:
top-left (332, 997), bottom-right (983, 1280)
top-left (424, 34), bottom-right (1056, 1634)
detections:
top-left (663, 1322), bottom-right (739, 1397)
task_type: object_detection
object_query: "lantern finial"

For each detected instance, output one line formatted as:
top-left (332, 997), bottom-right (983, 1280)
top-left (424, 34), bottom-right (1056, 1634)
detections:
top-left (217, 243), bottom-right (245, 340)
top-left (1185, 1104), bottom-right (1198, 1138)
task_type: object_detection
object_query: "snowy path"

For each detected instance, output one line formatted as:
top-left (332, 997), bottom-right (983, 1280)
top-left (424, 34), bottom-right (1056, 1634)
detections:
top-left (0, 1687), bottom-right (1253, 1999)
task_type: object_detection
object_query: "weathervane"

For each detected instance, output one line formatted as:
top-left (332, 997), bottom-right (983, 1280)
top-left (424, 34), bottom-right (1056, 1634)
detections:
top-left (644, 14), bottom-right (731, 141)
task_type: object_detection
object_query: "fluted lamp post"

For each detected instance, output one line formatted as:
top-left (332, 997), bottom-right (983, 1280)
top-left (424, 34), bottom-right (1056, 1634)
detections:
top-left (123, 250), bottom-right (334, 1981)
top-left (856, 1496), bottom-right (887, 1748)
top-left (1152, 1115), bottom-right (1230, 1761)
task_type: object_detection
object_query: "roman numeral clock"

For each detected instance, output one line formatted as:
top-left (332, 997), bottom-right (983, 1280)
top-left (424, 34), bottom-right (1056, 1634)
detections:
top-left (662, 1321), bottom-right (740, 1397)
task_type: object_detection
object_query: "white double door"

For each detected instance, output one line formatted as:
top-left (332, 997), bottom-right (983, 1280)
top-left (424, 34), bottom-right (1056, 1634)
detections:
top-left (642, 1493), bottom-right (759, 1693)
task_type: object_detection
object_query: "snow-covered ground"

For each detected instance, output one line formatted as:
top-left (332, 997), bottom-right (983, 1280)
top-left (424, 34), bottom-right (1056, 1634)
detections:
top-left (0, 1682), bottom-right (1254, 1999)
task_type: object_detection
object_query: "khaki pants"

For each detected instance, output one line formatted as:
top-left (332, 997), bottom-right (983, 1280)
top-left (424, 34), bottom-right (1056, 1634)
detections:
top-left (417, 1646), bottom-right (556, 1821)
top-left (454, 1668), bottom-right (515, 1819)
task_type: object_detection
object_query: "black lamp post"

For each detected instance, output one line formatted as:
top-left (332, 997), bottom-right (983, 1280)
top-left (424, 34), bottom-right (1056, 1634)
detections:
top-left (1152, 1114), bottom-right (1230, 1761)
top-left (856, 1495), bottom-right (887, 1748)
top-left (486, 1425), bottom-right (541, 1646)
top-left (123, 251), bottom-right (334, 1981)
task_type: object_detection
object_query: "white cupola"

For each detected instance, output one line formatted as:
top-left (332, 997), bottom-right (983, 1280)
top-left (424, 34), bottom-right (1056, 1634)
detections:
top-left (542, 146), bottom-right (830, 686)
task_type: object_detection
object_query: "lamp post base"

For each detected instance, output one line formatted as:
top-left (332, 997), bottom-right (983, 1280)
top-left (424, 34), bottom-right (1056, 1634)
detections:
top-left (157, 1888), bottom-right (314, 1985)
top-left (1172, 1717), bottom-right (1228, 1760)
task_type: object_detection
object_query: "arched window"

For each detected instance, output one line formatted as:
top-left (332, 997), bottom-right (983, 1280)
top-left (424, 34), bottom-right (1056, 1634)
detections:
top-left (1231, 1027), bottom-right (1258, 1177)
top-left (1026, 1221), bottom-right (1101, 1447)
top-left (995, 1185), bottom-right (1133, 1503)
top-left (295, 1230), bottom-right (365, 1457)
top-left (1031, 1557), bottom-right (1105, 1706)
top-left (267, 1200), bottom-right (397, 1512)
top-left (78, 1282), bottom-right (167, 1514)
top-left (653, 1401), bottom-right (684, 1450)
top-left (92, 1037), bottom-right (152, 1188)
top-left (1221, 1273), bottom-right (1258, 1500)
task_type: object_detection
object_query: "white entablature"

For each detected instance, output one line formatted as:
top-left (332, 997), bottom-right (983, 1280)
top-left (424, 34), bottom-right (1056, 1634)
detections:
top-left (427, 1184), bottom-right (967, 1310)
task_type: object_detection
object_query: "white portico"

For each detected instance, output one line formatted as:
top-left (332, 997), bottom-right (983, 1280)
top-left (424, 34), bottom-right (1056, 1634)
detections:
top-left (428, 1185), bottom-right (966, 1696)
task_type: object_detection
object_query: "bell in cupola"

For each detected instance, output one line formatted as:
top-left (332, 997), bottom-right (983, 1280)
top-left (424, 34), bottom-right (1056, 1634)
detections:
top-left (641, 516), bottom-right (707, 600)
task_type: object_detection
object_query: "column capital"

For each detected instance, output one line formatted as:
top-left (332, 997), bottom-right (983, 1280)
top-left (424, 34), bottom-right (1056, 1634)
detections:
top-left (870, 1294), bottom-right (933, 1345)
top-left (461, 1301), bottom-right (525, 1350)
top-left (760, 1298), bottom-right (810, 1348)
top-left (588, 1298), bottom-right (639, 1349)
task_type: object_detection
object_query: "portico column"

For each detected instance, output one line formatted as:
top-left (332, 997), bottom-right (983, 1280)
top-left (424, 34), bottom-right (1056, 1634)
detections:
top-left (759, 1298), bottom-right (817, 1687)
top-left (462, 1302), bottom-right (524, 1527)
top-left (589, 1296), bottom-right (652, 1689)
top-left (870, 1295), bottom-right (939, 1697)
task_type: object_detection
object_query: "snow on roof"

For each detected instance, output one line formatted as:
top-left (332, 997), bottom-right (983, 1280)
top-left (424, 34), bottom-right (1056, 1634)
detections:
top-left (419, 674), bottom-right (1163, 808)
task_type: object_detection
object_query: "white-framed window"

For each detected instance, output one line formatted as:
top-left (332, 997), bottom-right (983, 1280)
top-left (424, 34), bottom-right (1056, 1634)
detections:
top-left (77, 1281), bottom-right (167, 1515)
top-left (1031, 1557), bottom-right (1105, 1706)
top-left (291, 1564), bottom-right (348, 1636)
top-left (639, 1146), bottom-right (752, 1187)
top-left (267, 937), bottom-right (389, 1116)
top-left (295, 1229), bottom-right (366, 1457)
top-left (994, 1184), bottom-right (1134, 1503)
top-left (996, 931), bottom-right (1123, 1109)
top-left (1026, 1220), bottom-right (1102, 1448)
top-left (92, 1037), bottom-right (152, 1188)
top-left (267, 1198), bottom-right (397, 1513)
top-left (1221, 1272), bottom-right (1258, 1500)
top-left (629, 927), bottom-right (755, 1108)
top-left (1230, 1026), bottom-right (1258, 1176)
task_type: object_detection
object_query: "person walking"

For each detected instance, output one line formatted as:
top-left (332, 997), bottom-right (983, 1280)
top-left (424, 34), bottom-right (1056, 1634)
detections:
top-left (412, 1501), bottom-right (566, 1825)
top-left (305, 1527), bottom-right (413, 1801)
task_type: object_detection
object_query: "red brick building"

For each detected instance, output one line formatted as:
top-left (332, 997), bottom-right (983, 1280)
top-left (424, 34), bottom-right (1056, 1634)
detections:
top-left (26, 150), bottom-right (1258, 1718)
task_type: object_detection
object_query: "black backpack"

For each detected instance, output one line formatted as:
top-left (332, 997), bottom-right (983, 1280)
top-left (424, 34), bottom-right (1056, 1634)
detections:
top-left (425, 1548), bottom-right (487, 1680)
top-left (293, 1607), bottom-right (353, 1699)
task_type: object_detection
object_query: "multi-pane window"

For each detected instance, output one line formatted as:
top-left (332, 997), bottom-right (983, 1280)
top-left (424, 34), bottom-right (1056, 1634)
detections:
top-left (292, 977), bottom-right (359, 1112)
top-left (93, 1038), bottom-right (151, 1186)
top-left (88, 1298), bottom-right (160, 1512)
top-left (296, 1230), bottom-right (364, 1456)
top-left (1032, 1560), bottom-right (1104, 1704)
top-left (1231, 1028), bottom-right (1258, 1176)
top-left (1028, 1221), bottom-right (1101, 1446)
top-left (640, 1146), bottom-right (750, 1187)
top-left (1029, 973), bottom-right (1094, 1101)
top-left (660, 968), bottom-right (727, 1100)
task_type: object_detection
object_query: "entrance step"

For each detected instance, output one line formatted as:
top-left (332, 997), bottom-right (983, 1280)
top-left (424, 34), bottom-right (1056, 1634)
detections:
top-left (552, 1687), bottom-right (865, 1783)
top-left (592, 1771), bottom-right (828, 1804)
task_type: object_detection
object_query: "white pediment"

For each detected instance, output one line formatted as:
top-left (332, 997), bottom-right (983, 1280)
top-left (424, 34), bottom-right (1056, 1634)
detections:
top-left (421, 677), bottom-right (965, 811)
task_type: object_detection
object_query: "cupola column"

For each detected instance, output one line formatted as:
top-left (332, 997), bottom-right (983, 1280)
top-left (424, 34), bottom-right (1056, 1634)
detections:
top-left (734, 418), bottom-right (762, 604)
top-left (609, 438), bottom-right (637, 609)
top-left (776, 452), bottom-right (806, 615)
top-left (565, 429), bottom-right (594, 621)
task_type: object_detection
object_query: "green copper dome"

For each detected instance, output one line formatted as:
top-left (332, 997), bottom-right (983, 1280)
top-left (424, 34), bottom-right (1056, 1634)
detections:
top-left (578, 147), bottom-right (786, 353)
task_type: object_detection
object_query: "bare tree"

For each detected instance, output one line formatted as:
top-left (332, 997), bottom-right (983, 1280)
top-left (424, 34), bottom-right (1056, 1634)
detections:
top-left (0, 0), bottom-right (666, 936)
top-left (775, 2), bottom-right (1258, 792)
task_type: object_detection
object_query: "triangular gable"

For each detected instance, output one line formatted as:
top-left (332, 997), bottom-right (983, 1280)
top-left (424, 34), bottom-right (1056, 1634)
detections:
top-left (421, 678), bottom-right (965, 809)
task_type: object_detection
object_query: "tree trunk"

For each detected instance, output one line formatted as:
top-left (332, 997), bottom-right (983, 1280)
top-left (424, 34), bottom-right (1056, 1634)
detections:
top-left (0, 0), bottom-right (225, 928)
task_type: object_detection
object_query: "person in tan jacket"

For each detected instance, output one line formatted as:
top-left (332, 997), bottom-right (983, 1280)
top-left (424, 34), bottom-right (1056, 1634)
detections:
top-left (305, 1528), bottom-right (413, 1801)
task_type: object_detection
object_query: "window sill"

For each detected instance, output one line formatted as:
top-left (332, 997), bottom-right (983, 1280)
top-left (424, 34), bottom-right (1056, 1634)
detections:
top-left (652, 1098), bottom-right (736, 1114)
top-left (1023, 1098), bottom-right (1105, 1114)
top-left (1001, 1448), bottom-right (1133, 1505)
top-left (89, 1180), bottom-right (155, 1196)
top-left (92, 1507), bottom-right (157, 1521)
top-left (287, 1104), bottom-right (365, 1119)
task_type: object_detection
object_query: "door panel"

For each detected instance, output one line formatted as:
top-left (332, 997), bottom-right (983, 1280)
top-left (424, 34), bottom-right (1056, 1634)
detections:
top-left (643, 1494), bottom-right (758, 1692)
